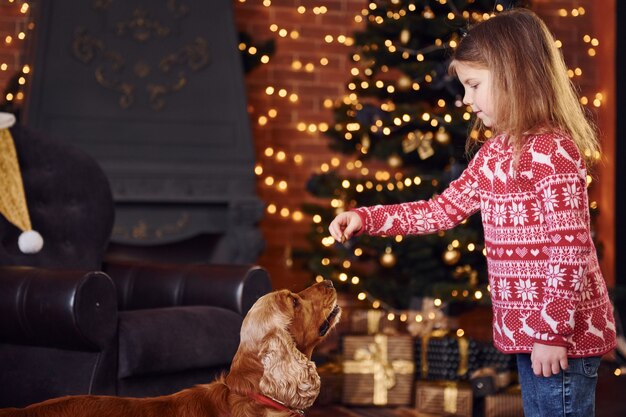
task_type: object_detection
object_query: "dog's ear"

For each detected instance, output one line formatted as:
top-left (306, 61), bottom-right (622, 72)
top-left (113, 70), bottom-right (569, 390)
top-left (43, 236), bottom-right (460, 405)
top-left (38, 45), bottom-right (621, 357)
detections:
top-left (258, 329), bottom-right (320, 410)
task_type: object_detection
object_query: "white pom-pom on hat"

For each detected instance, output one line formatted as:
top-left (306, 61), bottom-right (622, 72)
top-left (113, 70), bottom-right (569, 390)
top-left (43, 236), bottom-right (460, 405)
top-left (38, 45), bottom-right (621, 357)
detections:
top-left (0, 112), bottom-right (15, 129)
top-left (18, 230), bottom-right (44, 253)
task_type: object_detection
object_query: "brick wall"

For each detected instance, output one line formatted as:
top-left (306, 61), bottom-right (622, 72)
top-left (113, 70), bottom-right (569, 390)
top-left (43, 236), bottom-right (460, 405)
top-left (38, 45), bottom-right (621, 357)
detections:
top-left (1, 0), bottom-right (615, 290)
top-left (233, 0), bottom-right (365, 290)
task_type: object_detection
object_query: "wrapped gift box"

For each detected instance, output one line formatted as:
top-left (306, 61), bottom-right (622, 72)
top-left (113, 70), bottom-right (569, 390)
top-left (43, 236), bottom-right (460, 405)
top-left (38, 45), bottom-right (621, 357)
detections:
top-left (316, 362), bottom-right (343, 405)
top-left (404, 411), bottom-right (448, 417)
top-left (342, 334), bottom-right (414, 406)
top-left (350, 309), bottom-right (382, 334)
top-left (415, 332), bottom-right (516, 381)
top-left (350, 309), bottom-right (398, 334)
top-left (484, 385), bottom-right (524, 417)
top-left (470, 367), bottom-right (514, 397)
top-left (415, 380), bottom-right (473, 417)
top-left (414, 330), bottom-right (473, 381)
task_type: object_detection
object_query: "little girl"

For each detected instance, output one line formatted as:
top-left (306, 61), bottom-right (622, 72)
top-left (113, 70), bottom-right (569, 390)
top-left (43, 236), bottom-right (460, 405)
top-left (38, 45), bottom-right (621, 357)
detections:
top-left (329, 8), bottom-right (616, 417)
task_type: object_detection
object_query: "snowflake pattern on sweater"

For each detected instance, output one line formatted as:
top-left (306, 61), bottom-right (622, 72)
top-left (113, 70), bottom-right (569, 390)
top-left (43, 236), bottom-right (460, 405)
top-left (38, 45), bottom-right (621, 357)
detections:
top-left (354, 133), bottom-right (616, 357)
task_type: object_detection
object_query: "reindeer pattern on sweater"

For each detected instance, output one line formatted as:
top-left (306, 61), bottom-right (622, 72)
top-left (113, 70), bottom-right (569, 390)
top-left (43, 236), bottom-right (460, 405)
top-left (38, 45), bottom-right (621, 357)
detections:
top-left (354, 133), bottom-right (616, 357)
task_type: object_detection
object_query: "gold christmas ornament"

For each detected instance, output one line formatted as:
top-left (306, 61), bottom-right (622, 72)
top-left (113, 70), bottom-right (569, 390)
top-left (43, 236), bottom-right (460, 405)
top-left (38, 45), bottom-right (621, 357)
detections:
top-left (404, 130), bottom-right (434, 159)
top-left (417, 132), bottom-right (434, 160)
top-left (380, 246), bottom-right (397, 268)
top-left (442, 248), bottom-right (461, 265)
top-left (435, 128), bottom-right (450, 144)
top-left (397, 75), bottom-right (412, 91)
top-left (0, 112), bottom-right (44, 254)
top-left (387, 154), bottom-right (402, 168)
top-left (402, 130), bottom-right (421, 153)
top-left (360, 133), bottom-right (371, 154)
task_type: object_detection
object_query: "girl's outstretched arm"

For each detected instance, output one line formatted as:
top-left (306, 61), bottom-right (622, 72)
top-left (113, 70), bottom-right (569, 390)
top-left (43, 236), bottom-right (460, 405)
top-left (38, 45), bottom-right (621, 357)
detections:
top-left (346, 148), bottom-right (486, 238)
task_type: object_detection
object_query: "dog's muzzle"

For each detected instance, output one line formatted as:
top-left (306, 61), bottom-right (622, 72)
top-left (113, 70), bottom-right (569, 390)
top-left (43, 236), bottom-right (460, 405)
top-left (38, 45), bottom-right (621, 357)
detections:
top-left (319, 305), bottom-right (341, 336)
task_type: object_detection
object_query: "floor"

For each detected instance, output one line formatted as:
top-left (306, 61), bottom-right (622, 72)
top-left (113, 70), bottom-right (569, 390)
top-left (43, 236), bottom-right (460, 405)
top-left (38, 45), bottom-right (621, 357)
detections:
top-left (308, 362), bottom-right (626, 417)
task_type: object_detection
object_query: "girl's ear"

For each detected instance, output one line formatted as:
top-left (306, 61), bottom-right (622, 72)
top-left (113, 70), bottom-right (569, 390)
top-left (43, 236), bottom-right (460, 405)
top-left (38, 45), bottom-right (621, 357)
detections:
top-left (258, 329), bottom-right (320, 410)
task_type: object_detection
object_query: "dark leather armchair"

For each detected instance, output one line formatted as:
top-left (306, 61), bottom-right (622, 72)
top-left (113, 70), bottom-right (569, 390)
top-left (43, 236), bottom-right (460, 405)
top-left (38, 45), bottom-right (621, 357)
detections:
top-left (0, 125), bottom-right (271, 407)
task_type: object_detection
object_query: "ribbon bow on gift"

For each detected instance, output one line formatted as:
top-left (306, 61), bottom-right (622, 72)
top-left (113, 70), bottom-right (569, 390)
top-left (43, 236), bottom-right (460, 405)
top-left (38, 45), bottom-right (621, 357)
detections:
top-left (343, 334), bottom-right (414, 405)
top-left (354, 341), bottom-right (397, 393)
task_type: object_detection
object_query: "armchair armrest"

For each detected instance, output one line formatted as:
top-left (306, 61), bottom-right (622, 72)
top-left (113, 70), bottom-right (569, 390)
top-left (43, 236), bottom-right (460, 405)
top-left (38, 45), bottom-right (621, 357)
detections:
top-left (103, 260), bottom-right (272, 315)
top-left (0, 267), bottom-right (118, 351)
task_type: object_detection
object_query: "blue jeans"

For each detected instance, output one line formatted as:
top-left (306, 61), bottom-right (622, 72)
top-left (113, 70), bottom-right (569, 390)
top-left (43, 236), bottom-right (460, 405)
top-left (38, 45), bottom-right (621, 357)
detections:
top-left (516, 354), bottom-right (601, 417)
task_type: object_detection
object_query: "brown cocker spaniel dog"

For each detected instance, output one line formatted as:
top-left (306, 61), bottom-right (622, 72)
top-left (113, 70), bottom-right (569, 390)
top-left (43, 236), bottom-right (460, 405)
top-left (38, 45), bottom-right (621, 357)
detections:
top-left (0, 280), bottom-right (341, 417)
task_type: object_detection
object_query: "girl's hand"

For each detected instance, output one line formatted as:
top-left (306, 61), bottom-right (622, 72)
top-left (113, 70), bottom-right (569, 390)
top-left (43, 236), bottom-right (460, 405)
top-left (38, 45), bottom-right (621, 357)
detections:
top-left (329, 211), bottom-right (362, 243)
top-left (531, 342), bottom-right (568, 377)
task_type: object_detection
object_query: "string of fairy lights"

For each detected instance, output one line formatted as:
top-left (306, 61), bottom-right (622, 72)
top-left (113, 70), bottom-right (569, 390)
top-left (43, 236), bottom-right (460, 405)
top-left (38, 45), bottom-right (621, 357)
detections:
top-left (0, 0), bottom-right (32, 106)
top-left (237, 0), bottom-right (606, 322)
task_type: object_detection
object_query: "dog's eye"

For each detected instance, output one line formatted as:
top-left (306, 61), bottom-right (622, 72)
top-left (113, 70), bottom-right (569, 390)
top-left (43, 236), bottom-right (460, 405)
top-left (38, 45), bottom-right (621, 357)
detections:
top-left (291, 296), bottom-right (300, 308)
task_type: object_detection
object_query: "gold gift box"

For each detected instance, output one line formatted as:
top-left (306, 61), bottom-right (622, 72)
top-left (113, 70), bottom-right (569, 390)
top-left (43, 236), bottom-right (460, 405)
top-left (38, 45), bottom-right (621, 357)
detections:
top-left (415, 381), bottom-right (473, 417)
top-left (350, 309), bottom-right (398, 334)
top-left (342, 334), bottom-right (415, 406)
top-left (484, 385), bottom-right (524, 417)
top-left (316, 362), bottom-right (343, 405)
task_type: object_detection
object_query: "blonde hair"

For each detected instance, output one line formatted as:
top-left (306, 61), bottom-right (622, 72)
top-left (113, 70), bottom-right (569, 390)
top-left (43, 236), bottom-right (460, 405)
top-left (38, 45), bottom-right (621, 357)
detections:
top-left (448, 8), bottom-right (599, 166)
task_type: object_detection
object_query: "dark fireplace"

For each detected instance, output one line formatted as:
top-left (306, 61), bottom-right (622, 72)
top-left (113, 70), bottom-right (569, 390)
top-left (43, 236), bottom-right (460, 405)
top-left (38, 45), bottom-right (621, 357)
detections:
top-left (24, 0), bottom-right (264, 263)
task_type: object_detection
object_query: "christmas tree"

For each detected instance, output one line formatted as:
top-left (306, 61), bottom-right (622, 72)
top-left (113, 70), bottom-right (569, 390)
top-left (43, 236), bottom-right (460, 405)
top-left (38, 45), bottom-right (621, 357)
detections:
top-left (302, 0), bottom-right (526, 311)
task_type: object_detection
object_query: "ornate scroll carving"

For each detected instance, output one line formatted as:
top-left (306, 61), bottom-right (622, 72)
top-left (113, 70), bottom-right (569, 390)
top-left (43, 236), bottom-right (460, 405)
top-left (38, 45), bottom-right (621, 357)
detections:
top-left (116, 8), bottom-right (171, 42)
top-left (71, 1), bottom-right (209, 110)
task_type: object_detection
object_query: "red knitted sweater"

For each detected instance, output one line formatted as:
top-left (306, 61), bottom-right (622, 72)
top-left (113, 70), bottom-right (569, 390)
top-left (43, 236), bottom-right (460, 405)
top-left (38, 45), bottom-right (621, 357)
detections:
top-left (354, 133), bottom-right (616, 357)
